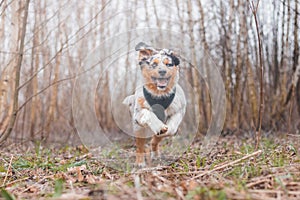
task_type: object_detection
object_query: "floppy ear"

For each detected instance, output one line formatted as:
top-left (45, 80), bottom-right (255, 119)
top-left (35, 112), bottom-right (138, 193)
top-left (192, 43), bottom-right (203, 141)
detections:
top-left (135, 42), bottom-right (155, 64)
top-left (170, 53), bottom-right (180, 66)
top-left (160, 48), bottom-right (180, 66)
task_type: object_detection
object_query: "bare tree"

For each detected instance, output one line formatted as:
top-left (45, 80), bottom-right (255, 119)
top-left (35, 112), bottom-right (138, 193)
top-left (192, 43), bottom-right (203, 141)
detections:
top-left (249, 0), bottom-right (264, 149)
top-left (0, 0), bottom-right (299, 144)
top-left (0, 0), bottom-right (30, 145)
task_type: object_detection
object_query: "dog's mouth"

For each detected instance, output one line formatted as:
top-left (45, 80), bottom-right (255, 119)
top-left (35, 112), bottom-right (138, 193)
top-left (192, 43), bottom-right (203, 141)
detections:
top-left (151, 76), bottom-right (171, 90)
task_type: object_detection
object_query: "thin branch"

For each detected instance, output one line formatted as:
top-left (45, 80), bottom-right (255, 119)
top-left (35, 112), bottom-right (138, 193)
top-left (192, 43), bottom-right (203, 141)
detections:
top-left (1, 155), bottom-right (13, 187)
top-left (18, 0), bottom-right (113, 91)
top-left (0, 0), bottom-right (16, 17)
top-left (249, 0), bottom-right (264, 150)
top-left (0, 0), bottom-right (4, 7)
top-left (1, 177), bottom-right (30, 188)
top-left (190, 150), bottom-right (262, 180)
top-left (16, 76), bottom-right (75, 113)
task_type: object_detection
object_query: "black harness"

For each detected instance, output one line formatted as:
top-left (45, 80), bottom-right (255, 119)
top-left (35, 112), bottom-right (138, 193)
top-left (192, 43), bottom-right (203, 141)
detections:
top-left (143, 87), bottom-right (176, 122)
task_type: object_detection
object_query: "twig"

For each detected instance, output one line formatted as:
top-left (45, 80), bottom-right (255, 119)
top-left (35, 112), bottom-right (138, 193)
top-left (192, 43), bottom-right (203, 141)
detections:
top-left (246, 178), bottom-right (272, 188)
top-left (21, 175), bottom-right (53, 193)
top-left (171, 171), bottom-right (205, 175)
top-left (133, 174), bottom-right (143, 200)
top-left (190, 150), bottom-right (262, 180)
top-left (2, 155), bottom-right (13, 187)
top-left (174, 187), bottom-right (185, 200)
top-left (2, 177), bottom-right (30, 188)
top-left (152, 171), bottom-right (172, 185)
top-left (248, 189), bottom-right (300, 195)
top-left (287, 134), bottom-right (300, 137)
top-left (225, 187), bottom-right (274, 200)
top-left (131, 166), bottom-right (170, 174)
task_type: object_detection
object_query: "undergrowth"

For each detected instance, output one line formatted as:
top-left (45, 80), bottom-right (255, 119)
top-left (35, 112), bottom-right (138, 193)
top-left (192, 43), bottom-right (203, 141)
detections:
top-left (0, 134), bottom-right (299, 200)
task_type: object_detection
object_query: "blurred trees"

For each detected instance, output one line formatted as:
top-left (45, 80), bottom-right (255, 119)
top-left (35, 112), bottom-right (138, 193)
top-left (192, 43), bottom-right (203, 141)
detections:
top-left (0, 0), bottom-right (299, 144)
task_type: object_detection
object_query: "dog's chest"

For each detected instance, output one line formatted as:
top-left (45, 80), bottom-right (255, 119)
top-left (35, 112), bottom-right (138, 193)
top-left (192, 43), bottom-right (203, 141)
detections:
top-left (142, 87), bottom-right (177, 122)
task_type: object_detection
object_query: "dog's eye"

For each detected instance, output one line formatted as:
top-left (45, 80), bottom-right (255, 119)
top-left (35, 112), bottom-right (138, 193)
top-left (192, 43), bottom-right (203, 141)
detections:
top-left (151, 63), bottom-right (158, 68)
top-left (139, 61), bottom-right (149, 66)
top-left (166, 63), bottom-right (174, 67)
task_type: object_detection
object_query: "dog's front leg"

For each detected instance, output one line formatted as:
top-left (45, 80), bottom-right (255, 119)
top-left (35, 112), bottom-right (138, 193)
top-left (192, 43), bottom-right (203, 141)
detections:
top-left (166, 112), bottom-right (183, 135)
top-left (150, 111), bottom-right (184, 159)
top-left (134, 109), bottom-right (168, 135)
top-left (158, 111), bottom-right (184, 137)
top-left (150, 135), bottom-right (163, 158)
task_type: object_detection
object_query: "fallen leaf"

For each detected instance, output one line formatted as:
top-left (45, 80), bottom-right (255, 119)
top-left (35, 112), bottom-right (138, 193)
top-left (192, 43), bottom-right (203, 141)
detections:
top-left (86, 174), bottom-right (96, 184)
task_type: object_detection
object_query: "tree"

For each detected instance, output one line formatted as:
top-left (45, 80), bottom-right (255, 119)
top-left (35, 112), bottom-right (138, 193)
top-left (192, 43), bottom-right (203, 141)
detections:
top-left (0, 0), bottom-right (30, 145)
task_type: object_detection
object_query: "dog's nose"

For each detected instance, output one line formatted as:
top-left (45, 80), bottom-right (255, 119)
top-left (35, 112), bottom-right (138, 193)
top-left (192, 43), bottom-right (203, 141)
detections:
top-left (158, 70), bottom-right (167, 76)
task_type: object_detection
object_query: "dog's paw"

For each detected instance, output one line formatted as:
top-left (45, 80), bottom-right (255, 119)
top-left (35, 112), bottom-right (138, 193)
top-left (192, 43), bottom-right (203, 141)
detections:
top-left (151, 151), bottom-right (161, 160)
top-left (134, 161), bottom-right (146, 168)
top-left (135, 152), bottom-right (146, 168)
top-left (156, 125), bottom-right (168, 136)
top-left (135, 156), bottom-right (146, 168)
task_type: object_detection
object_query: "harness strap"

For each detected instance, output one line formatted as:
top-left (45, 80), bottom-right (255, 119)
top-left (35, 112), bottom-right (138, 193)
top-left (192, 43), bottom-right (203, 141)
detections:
top-left (143, 87), bottom-right (176, 122)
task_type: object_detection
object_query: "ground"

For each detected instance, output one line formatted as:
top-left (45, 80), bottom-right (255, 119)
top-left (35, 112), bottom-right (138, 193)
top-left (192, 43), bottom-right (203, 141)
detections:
top-left (0, 133), bottom-right (300, 200)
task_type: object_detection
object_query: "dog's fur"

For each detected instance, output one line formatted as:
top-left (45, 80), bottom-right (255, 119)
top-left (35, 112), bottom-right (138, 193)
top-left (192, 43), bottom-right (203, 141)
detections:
top-left (123, 42), bottom-right (186, 166)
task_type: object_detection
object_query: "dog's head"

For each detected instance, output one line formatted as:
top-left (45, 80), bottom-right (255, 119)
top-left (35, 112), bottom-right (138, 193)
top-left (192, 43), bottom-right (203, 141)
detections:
top-left (135, 42), bottom-right (180, 97)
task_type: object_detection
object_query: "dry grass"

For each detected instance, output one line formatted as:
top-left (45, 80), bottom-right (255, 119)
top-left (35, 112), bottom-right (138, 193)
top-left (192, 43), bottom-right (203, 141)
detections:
top-left (0, 133), bottom-right (300, 200)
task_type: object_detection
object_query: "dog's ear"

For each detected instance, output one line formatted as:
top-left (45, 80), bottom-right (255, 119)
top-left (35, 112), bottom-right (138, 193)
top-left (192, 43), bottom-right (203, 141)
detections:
top-left (135, 42), bottom-right (151, 51)
top-left (135, 42), bottom-right (155, 64)
top-left (161, 49), bottom-right (180, 66)
top-left (170, 53), bottom-right (180, 66)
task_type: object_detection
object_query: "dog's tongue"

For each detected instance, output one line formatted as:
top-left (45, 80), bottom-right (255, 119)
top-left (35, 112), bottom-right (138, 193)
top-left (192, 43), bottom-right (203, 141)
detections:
top-left (157, 79), bottom-right (168, 87)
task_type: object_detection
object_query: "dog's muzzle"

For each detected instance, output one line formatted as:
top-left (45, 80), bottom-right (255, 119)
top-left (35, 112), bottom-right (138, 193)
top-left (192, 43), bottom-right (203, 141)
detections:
top-left (151, 76), bottom-right (170, 90)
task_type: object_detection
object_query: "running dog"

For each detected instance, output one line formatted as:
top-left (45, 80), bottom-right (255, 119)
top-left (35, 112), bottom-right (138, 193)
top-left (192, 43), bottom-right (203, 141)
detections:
top-left (123, 42), bottom-right (186, 167)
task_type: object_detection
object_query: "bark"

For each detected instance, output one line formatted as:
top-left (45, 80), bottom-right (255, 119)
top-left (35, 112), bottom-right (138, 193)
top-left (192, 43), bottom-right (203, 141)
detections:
top-left (29, 17), bottom-right (39, 139)
top-left (273, 2), bottom-right (280, 92)
top-left (0, 0), bottom-right (30, 145)
top-left (249, 0), bottom-right (264, 149)
top-left (0, 0), bottom-right (18, 135)
top-left (232, 0), bottom-right (243, 129)
top-left (220, 0), bottom-right (235, 128)
top-left (197, 0), bottom-right (211, 129)
top-left (246, 54), bottom-right (258, 128)
top-left (187, 0), bottom-right (202, 131)
top-left (280, 0), bottom-right (290, 105)
top-left (295, 1), bottom-right (300, 116)
top-left (284, 0), bottom-right (300, 129)
top-left (0, 73), bottom-right (14, 134)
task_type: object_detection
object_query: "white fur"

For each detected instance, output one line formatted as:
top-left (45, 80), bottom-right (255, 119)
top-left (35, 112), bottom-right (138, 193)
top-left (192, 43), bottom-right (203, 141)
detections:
top-left (123, 84), bottom-right (186, 136)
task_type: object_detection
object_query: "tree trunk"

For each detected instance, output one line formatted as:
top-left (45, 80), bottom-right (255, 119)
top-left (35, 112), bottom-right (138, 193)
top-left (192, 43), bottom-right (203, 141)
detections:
top-left (0, 0), bottom-right (30, 145)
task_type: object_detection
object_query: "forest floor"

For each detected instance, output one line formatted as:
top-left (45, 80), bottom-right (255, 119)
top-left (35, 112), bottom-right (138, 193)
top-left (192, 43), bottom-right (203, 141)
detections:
top-left (0, 133), bottom-right (300, 200)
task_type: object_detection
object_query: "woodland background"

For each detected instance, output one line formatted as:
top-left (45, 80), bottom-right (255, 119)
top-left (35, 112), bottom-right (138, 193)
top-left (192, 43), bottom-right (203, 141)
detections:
top-left (0, 0), bottom-right (299, 145)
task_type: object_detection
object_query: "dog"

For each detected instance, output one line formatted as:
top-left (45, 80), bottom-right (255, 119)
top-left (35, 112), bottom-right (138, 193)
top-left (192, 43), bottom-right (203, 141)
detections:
top-left (123, 42), bottom-right (186, 167)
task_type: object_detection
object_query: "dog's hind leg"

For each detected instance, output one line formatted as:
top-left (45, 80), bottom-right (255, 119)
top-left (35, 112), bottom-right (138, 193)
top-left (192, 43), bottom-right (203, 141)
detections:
top-left (135, 129), bottom-right (146, 167)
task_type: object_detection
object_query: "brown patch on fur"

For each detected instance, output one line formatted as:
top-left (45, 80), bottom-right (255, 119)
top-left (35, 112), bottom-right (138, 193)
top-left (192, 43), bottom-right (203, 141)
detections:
top-left (151, 135), bottom-right (163, 156)
top-left (153, 58), bottom-right (159, 64)
top-left (138, 97), bottom-right (146, 108)
top-left (141, 67), bottom-right (158, 92)
top-left (135, 129), bottom-right (146, 165)
top-left (142, 64), bottom-right (178, 97)
top-left (138, 49), bottom-right (153, 62)
top-left (163, 58), bottom-right (169, 65)
top-left (136, 138), bottom-right (146, 165)
top-left (166, 65), bottom-right (178, 90)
